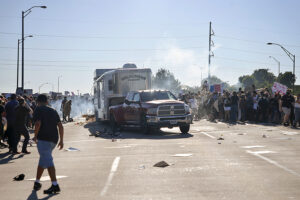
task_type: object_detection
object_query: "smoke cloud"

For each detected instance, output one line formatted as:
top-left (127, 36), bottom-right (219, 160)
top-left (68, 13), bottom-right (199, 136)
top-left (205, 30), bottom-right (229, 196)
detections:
top-left (50, 97), bottom-right (94, 119)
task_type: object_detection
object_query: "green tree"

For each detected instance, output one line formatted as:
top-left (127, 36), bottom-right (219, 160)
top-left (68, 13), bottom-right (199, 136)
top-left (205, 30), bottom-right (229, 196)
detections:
top-left (152, 68), bottom-right (181, 93)
top-left (239, 75), bottom-right (255, 88)
top-left (277, 72), bottom-right (295, 88)
top-left (252, 69), bottom-right (276, 88)
top-left (239, 68), bottom-right (275, 89)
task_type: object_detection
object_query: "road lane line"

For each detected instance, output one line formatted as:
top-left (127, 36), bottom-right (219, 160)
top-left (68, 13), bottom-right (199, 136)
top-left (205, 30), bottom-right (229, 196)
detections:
top-left (100, 157), bottom-right (120, 197)
top-left (200, 132), bottom-right (216, 139)
top-left (241, 145), bottom-right (265, 149)
top-left (246, 150), bottom-right (300, 178)
top-left (64, 139), bottom-right (102, 143)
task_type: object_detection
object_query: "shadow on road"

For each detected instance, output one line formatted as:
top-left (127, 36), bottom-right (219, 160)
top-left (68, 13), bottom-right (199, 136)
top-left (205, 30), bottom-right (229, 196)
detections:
top-left (84, 121), bottom-right (193, 140)
top-left (0, 152), bottom-right (24, 165)
top-left (26, 190), bottom-right (57, 200)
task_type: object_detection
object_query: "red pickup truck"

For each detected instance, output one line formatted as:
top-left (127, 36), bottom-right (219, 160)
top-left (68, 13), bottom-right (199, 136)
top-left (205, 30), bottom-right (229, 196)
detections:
top-left (109, 90), bottom-right (192, 134)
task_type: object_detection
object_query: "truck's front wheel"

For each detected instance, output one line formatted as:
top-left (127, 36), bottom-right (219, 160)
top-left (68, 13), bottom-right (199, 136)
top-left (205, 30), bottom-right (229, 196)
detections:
top-left (179, 124), bottom-right (190, 134)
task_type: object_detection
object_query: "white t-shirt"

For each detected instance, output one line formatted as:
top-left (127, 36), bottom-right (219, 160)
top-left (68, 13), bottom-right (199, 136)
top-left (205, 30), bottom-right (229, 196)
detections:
top-left (189, 98), bottom-right (198, 109)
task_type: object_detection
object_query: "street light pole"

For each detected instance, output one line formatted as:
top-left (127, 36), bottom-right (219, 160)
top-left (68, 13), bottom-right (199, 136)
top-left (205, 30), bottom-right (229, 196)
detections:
top-left (21, 5), bottom-right (47, 93)
top-left (267, 42), bottom-right (296, 93)
top-left (17, 35), bottom-right (32, 92)
top-left (17, 39), bottom-right (20, 89)
top-left (269, 56), bottom-right (280, 76)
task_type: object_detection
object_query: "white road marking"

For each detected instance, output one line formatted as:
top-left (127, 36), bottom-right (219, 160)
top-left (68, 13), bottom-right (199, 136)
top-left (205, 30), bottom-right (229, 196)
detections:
top-left (241, 145), bottom-right (265, 149)
top-left (281, 131), bottom-right (299, 136)
top-left (172, 153), bottom-right (193, 157)
top-left (104, 146), bottom-right (132, 149)
top-left (200, 132), bottom-right (216, 139)
top-left (247, 150), bottom-right (276, 154)
top-left (100, 157), bottom-right (120, 197)
top-left (246, 150), bottom-right (300, 178)
top-left (64, 139), bottom-right (102, 144)
top-left (26, 175), bottom-right (67, 181)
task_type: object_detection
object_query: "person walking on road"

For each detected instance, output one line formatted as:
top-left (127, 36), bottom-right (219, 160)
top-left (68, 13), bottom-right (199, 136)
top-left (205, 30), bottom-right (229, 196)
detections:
top-left (61, 97), bottom-right (67, 122)
top-left (32, 94), bottom-right (64, 194)
top-left (63, 100), bottom-right (72, 122)
top-left (15, 98), bottom-right (33, 154)
top-left (5, 94), bottom-right (19, 154)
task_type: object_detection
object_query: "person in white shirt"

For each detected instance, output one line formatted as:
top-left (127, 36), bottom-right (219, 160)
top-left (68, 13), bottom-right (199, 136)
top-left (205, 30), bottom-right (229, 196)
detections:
top-left (189, 95), bottom-right (198, 121)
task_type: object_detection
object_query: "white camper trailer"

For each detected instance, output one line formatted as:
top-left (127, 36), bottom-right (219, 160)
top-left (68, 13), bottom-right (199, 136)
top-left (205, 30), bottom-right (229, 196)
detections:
top-left (93, 67), bottom-right (152, 121)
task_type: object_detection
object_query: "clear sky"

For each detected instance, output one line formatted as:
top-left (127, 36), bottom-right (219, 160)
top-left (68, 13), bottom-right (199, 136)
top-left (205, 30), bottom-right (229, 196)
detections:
top-left (1, 0), bottom-right (300, 94)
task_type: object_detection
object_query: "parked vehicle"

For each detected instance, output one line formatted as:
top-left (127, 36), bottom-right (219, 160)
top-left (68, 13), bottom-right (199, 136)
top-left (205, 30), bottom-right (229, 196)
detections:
top-left (93, 66), bottom-right (152, 121)
top-left (109, 90), bottom-right (192, 134)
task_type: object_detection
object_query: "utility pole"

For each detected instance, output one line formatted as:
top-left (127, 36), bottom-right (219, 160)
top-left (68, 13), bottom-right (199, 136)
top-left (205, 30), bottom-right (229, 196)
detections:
top-left (208, 21), bottom-right (215, 85)
top-left (17, 39), bottom-right (20, 89)
top-left (21, 10), bottom-right (24, 92)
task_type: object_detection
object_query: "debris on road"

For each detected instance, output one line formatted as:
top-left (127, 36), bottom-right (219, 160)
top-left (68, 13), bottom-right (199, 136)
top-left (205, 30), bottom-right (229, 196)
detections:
top-left (262, 134), bottom-right (267, 138)
top-left (65, 147), bottom-right (80, 151)
top-left (153, 161), bottom-right (170, 168)
top-left (13, 174), bottom-right (25, 181)
top-left (218, 142), bottom-right (221, 144)
top-left (75, 122), bottom-right (85, 126)
top-left (139, 165), bottom-right (145, 170)
top-left (217, 134), bottom-right (224, 140)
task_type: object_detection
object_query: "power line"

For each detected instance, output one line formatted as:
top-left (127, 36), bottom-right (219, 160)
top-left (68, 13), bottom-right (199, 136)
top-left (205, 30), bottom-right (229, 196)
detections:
top-left (215, 34), bottom-right (300, 48)
top-left (0, 32), bottom-right (206, 39)
top-left (0, 46), bottom-right (206, 52)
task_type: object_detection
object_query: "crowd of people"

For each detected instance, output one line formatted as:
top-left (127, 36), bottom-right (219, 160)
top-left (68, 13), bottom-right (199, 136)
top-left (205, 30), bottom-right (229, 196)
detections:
top-left (0, 94), bottom-right (72, 154)
top-left (180, 84), bottom-right (300, 128)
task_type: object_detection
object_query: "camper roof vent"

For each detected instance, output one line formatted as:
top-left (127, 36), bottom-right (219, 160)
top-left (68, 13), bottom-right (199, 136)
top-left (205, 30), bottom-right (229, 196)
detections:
top-left (123, 63), bottom-right (137, 69)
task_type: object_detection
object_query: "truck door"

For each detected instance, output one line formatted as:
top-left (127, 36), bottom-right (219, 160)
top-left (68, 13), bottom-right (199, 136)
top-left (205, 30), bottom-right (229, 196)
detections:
top-left (131, 93), bottom-right (142, 124)
top-left (123, 92), bottom-right (134, 123)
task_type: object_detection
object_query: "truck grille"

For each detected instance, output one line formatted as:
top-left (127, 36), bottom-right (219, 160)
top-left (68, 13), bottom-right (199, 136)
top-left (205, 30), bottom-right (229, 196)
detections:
top-left (158, 105), bottom-right (185, 116)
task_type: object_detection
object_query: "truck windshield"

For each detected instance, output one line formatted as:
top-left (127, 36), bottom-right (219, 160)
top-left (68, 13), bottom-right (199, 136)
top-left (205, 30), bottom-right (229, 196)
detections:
top-left (140, 91), bottom-right (177, 102)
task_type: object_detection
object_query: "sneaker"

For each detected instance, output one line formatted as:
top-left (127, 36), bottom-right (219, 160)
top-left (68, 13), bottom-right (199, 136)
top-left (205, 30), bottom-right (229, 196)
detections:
top-left (44, 184), bottom-right (60, 194)
top-left (33, 182), bottom-right (42, 191)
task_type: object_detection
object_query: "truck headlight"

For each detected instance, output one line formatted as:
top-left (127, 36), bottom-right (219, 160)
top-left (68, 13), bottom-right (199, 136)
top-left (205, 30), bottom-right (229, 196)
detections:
top-left (184, 104), bottom-right (191, 114)
top-left (147, 108), bottom-right (157, 115)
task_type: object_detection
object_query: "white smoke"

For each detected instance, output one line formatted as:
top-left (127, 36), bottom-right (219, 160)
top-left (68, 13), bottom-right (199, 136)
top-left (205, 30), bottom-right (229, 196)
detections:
top-left (144, 41), bottom-right (221, 87)
top-left (50, 97), bottom-right (94, 119)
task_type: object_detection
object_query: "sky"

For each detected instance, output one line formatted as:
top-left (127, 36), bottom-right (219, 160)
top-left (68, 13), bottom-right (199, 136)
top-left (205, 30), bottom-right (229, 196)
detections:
top-left (0, 0), bottom-right (300, 94)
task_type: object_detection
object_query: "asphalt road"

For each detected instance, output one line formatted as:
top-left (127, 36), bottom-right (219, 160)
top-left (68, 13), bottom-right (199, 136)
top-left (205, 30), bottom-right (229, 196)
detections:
top-left (0, 119), bottom-right (299, 200)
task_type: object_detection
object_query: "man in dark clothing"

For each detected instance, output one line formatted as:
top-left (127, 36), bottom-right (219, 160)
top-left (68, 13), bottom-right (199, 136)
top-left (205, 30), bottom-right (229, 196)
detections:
top-left (15, 98), bottom-right (33, 154)
top-left (239, 94), bottom-right (247, 122)
top-left (230, 91), bottom-right (239, 122)
top-left (61, 97), bottom-right (67, 122)
top-left (5, 94), bottom-right (19, 154)
top-left (280, 90), bottom-right (295, 126)
top-left (258, 93), bottom-right (269, 122)
top-left (33, 94), bottom-right (64, 194)
top-left (246, 92), bottom-right (254, 121)
top-left (269, 94), bottom-right (280, 123)
top-left (0, 104), bottom-right (7, 147)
